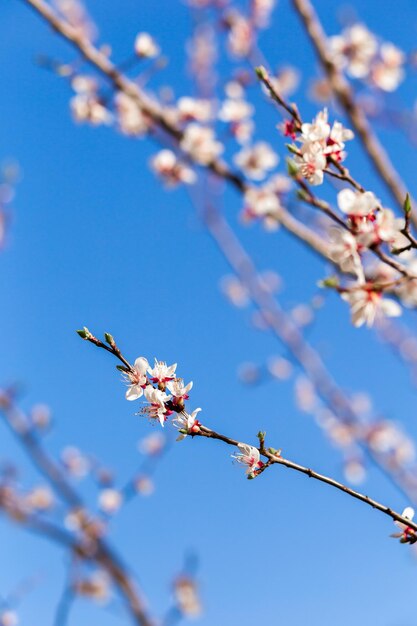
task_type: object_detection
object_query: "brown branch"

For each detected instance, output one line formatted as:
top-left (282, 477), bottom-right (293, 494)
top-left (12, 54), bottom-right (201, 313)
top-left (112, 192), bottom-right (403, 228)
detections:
top-left (74, 333), bottom-right (417, 537)
top-left (195, 425), bottom-right (417, 533)
top-left (291, 0), bottom-right (415, 222)
top-left (19, 0), bottom-right (334, 264)
top-left (0, 392), bottom-right (153, 626)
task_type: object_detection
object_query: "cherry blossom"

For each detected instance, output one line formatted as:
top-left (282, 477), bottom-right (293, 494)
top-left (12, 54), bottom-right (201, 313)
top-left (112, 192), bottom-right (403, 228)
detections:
top-left (337, 188), bottom-right (379, 218)
top-left (329, 24), bottom-right (378, 79)
top-left (71, 94), bottom-right (112, 126)
top-left (25, 486), bottom-right (54, 511)
top-left (297, 109), bottom-right (353, 173)
top-left (180, 123), bottom-right (223, 164)
top-left (134, 32), bottom-right (160, 58)
top-left (150, 150), bottom-right (196, 187)
top-left (301, 109), bottom-right (331, 143)
top-left (174, 575), bottom-right (202, 617)
top-left (167, 378), bottom-right (193, 404)
top-left (294, 142), bottom-right (327, 186)
top-left (243, 186), bottom-right (282, 227)
top-left (125, 357), bottom-right (149, 401)
top-left (234, 142), bottom-right (278, 180)
top-left (328, 228), bottom-right (364, 282)
top-left (252, 0), bottom-right (276, 29)
top-left (342, 287), bottom-right (402, 328)
top-left (115, 92), bottom-right (150, 137)
top-left (218, 98), bottom-right (254, 123)
top-left (148, 358), bottom-right (177, 386)
top-left (371, 43), bottom-right (405, 92)
top-left (173, 408), bottom-right (202, 441)
top-left (98, 488), bottom-right (123, 514)
top-left (177, 97), bottom-right (213, 123)
top-left (232, 443), bottom-right (264, 478)
top-left (356, 208), bottom-right (402, 247)
top-left (392, 507), bottom-right (417, 543)
top-left (142, 386), bottom-right (171, 427)
top-left (226, 11), bottom-right (253, 58)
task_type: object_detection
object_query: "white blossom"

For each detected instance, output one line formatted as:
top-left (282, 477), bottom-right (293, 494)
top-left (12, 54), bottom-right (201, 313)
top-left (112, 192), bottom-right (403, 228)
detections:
top-left (342, 288), bottom-right (402, 327)
top-left (180, 123), bottom-right (223, 164)
top-left (166, 378), bottom-right (193, 401)
top-left (392, 507), bottom-right (416, 543)
top-left (329, 24), bottom-right (378, 79)
top-left (148, 358), bottom-right (177, 385)
top-left (173, 408), bottom-right (202, 441)
top-left (218, 98), bottom-right (253, 123)
top-left (98, 488), bottom-right (123, 514)
top-left (371, 43), bottom-right (405, 92)
top-left (234, 142), bottom-right (278, 180)
top-left (134, 32), bottom-right (159, 58)
top-left (329, 228), bottom-right (364, 281)
top-left (243, 186), bottom-right (281, 225)
top-left (301, 109), bottom-right (330, 143)
top-left (357, 208), bottom-right (402, 247)
top-left (71, 94), bottom-right (112, 126)
top-left (337, 188), bottom-right (379, 217)
top-left (143, 386), bottom-right (171, 427)
top-left (150, 150), bottom-right (196, 187)
top-left (177, 97), bottom-right (213, 123)
top-left (25, 486), bottom-right (54, 511)
top-left (231, 443), bottom-right (264, 478)
top-left (294, 142), bottom-right (327, 186)
top-left (115, 92), bottom-right (149, 136)
top-left (227, 12), bottom-right (252, 58)
top-left (125, 357), bottom-right (149, 401)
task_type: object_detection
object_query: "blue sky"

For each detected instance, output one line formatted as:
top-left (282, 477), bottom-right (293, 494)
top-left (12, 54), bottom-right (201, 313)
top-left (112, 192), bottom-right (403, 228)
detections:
top-left (1, 0), bottom-right (417, 624)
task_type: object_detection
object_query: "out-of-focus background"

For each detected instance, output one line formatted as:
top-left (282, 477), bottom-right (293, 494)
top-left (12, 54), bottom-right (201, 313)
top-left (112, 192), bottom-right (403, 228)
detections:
top-left (1, 0), bottom-right (417, 623)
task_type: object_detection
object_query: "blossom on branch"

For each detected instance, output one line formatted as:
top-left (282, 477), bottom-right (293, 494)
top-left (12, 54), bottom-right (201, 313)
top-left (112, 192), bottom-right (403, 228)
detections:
top-left (392, 507), bottom-right (417, 544)
top-left (142, 386), bottom-right (172, 427)
top-left (328, 228), bottom-right (364, 281)
top-left (125, 357), bottom-right (149, 401)
top-left (134, 32), bottom-right (160, 58)
top-left (180, 123), bottom-right (223, 164)
top-left (148, 359), bottom-right (177, 387)
top-left (173, 408), bottom-right (202, 441)
top-left (167, 378), bottom-right (193, 405)
top-left (232, 443), bottom-right (264, 478)
top-left (234, 141), bottom-right (278, 180)
top-left (329, 24), bottom-right (378, 79)
top-left (337, 188), bottom-right (379, 218)
top-left (150, 150), bottom-right (196, 187)
top-left (342, 287), bottom-right (402, 328)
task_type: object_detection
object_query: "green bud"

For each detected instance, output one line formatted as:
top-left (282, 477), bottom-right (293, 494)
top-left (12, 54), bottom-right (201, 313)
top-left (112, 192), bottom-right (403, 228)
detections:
top-left (404, 192), bottom-right (412, 214)
top-left (285, 143), bottom-right (299, 155)
top-left (76, 326), bottom-right (91, 339)
top-left (104, 332), bottom-right (115, 346)
top-left (116, 365), bottom-right (129, 373)
top-left (255, 65), bottom-right (268, 80)
top-left (286, 157), bottom-right (299, 177)
top-left (296, 189), bottom-right (310, 202)
top-left (318, 276), bottom-right (339, 289)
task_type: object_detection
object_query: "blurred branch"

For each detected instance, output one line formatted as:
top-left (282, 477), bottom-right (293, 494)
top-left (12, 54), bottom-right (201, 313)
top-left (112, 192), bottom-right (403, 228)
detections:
top-left (0, 391), bottom-right (153, 626)
top-left (19, 0), bottom-right (341, 266)
top-left (291, 0), bottom-right (415, 220)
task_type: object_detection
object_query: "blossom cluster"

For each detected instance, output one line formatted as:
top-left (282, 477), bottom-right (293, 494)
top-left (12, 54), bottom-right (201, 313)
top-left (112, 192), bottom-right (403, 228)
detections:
top-left (329, 23), bottom-right (405, 92)
top-left (123, 355), bottom-right (266, 478)
top-left (289, 108), bottom-right (354, 186)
